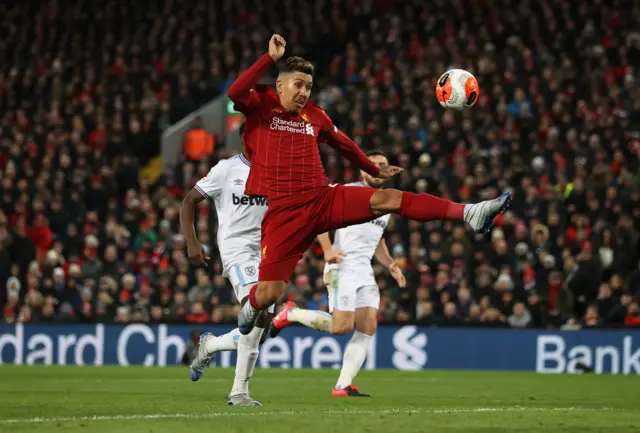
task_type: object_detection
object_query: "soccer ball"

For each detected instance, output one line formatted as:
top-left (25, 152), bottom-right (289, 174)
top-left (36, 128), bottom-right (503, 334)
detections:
top-left (435, 69), bottom-right (480, 111)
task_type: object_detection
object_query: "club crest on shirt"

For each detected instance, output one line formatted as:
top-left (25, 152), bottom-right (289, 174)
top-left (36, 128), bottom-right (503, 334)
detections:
top-left (245, 266), bottom-right (256, 277)
top-left (301, 113), bottom-right (309, 122)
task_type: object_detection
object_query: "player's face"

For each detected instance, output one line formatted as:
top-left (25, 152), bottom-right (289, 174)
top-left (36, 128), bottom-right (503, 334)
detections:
top-left (277, 72), bottom-right (313, 114)
top-left (362, 155), bottom-right (388, 188)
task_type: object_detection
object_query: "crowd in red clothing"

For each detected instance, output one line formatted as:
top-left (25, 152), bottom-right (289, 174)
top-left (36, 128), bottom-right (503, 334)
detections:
top-left (1, 0), bottom-right (640, 328)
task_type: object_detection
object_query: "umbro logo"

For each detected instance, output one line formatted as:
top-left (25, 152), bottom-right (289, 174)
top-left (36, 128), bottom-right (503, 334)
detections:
top-left (234, 179), bottom-right (244, 186)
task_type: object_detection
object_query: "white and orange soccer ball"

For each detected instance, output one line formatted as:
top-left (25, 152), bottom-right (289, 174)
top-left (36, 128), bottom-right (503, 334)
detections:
top-left (435, 69), bottom-right (480, 111)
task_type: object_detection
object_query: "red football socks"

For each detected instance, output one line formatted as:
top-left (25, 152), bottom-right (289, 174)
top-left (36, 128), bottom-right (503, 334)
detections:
top-left (398, 192), bottom-right (465, 221)
top-left (248, 284), bottom-right (260, 309)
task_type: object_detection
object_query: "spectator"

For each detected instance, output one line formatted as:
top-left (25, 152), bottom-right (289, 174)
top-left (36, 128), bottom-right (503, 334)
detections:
top-left (508, 302), bottom-right (532, 328)
top-left (625, 302), bottom-right (640, 327)
top-left (583, 305), bottom-right (602, 328)
top-left (440, 302), bottom-right (461, 326)
top-left (183, 117), bottom-right (215, 162)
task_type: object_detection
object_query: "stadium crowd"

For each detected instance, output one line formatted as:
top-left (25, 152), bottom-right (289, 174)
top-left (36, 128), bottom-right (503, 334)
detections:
top-left (1, 0), bottom-right (640, 329)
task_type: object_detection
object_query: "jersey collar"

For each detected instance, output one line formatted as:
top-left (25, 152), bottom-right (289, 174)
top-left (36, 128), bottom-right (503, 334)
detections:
top-left (239, 153), bottom-right (251, 167)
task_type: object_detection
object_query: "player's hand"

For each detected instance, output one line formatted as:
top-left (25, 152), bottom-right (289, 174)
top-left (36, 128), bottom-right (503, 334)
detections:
top-left (376, 165), bottom-right (403, 180)
top-left (389, 262), bottom-right (406, 288)
top-left (324, 248), bottom-right (347, 264)
top-left (187, 241), bottom-right (210, 267)
top-left (269, 34), bottom-right (286, 62)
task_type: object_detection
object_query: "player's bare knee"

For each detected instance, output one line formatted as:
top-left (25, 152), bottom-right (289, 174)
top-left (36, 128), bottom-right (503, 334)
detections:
top-left (332, 318), bottom-right (355, 335)
top-left (369, 189), bottom-right (403, 216)
top-left (356, 320), bottom-right (377, 336)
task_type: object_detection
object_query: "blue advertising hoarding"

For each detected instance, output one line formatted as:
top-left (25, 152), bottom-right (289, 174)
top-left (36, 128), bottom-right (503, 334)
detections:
top-left (0, 324), bottom-right (638, 374)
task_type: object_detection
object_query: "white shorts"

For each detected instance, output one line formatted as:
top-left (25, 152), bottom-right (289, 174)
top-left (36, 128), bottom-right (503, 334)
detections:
top-left (324, 268), bottom-right (380, 313)
top-left (227, 259), bottom-right (274, 313)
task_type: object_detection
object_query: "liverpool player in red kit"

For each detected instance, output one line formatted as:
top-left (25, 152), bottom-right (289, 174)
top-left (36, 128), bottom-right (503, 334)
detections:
top-left (230, 35), bottom-right (511, 335)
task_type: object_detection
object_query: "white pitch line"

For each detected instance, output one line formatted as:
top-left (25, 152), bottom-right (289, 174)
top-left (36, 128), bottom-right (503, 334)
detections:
top-left (0, 406), bottom-right (614, 425)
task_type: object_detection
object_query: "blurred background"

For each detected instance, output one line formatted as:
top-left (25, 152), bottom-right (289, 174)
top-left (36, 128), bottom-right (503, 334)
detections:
top-left (1, 0), bottom-right (639, 330)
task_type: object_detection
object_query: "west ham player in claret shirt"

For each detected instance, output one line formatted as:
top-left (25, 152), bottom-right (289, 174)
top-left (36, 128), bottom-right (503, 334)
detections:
top-left (229, 34), bottom-right (512, 337)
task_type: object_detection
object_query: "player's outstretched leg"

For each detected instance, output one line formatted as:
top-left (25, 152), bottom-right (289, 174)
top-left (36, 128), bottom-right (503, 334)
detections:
top-left (189, 329), bottom-right (242, 381)
top-left (271, 303), bottom-right (373, 396)
top-left (360, 187), bottom-right (512, 234)
top-left (270, 301), bottom-right (333, 337)
top-left (386, 190), bottom-right (511, 233)
top-left (463, 192), bottom-right (512, 233)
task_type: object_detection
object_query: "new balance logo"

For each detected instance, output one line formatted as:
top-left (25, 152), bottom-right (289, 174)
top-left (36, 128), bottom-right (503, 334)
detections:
top-left (232, 193), bottom-right (267, 207)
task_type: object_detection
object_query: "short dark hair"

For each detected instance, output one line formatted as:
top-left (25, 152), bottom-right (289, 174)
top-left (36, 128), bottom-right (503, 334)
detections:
top-left (366, 149), bottom-right (386, 158)
top-left (278, 56), bottom-right (315, 76)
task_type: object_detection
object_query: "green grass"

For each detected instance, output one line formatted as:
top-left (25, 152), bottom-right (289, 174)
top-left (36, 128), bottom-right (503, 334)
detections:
top-left (0, 366), bottom-right (639, 432)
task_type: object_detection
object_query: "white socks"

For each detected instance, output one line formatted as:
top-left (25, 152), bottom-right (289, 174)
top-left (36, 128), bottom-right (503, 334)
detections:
top-left (200, 326), bottom-right (263, 397)
top-left (204, 328), bottom-right (241, 354)
top-left (336, 331), bottom-right (372, 389)
top-left (288, 308), bottom-right (333, 332)
top-left (230, 326), bottom-right (263, 397)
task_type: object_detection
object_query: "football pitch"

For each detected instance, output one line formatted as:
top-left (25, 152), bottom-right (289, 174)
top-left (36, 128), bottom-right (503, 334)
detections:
top-left (1, 367), bottom-right (639, 433)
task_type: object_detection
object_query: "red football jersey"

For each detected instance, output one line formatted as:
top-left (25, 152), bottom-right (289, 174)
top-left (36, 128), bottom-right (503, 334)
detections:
top-left (229, 54), bottom-right (379, 199)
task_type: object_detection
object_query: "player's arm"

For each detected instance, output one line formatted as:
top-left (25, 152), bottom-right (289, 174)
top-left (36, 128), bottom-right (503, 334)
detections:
top-left (319, 124), bottom-right (403, 179)
top-left (180, 189), bottom-right (211, 267)
top-left (374, 237), bottom-right (406, 287)
top-left (319, 126), bottom-right (381, 177)
top-left (180, 165), bottom-right (225, 267)
top-left (317, 232), bottom-right (346, 264)
top-left (227, 34), bottom-right (284, 111)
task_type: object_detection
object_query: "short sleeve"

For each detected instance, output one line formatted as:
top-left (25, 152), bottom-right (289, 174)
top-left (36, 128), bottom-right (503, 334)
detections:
top-left (194, 163), bottom-right (226, 199)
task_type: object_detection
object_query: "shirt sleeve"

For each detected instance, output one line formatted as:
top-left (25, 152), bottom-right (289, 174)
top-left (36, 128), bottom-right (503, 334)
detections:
top-left (317, 112), bottom-right (381, 177)
top-left (228, 54), bottom-right (274, 114)
top-left (194, 162), bottom-right (226, 199)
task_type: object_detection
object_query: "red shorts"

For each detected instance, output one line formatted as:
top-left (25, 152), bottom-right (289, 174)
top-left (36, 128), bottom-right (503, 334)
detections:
top-left (259, 185), bottom-right (377, 282)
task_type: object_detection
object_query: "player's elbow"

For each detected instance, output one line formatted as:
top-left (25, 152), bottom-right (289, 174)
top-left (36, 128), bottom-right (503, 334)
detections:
top-left (227, 88), bottom-right (240, 102)
top-left (181, 189), bottom-right (204, 211)
top-left (227, 83), bottom-right (246, 103)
